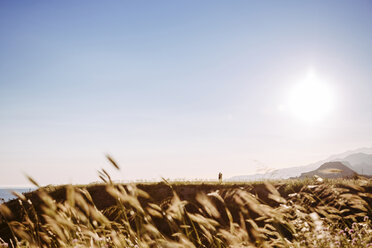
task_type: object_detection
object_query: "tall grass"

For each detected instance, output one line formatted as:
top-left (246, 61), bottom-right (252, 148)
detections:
top-left (0, 158), bottom-right (371, 247)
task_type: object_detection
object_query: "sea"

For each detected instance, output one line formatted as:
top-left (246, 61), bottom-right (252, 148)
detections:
top-left (0, 188), bottom-right (35, 203)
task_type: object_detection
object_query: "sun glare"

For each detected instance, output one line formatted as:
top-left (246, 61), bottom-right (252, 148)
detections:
top-left (288, 72), bottom-right (334, 122)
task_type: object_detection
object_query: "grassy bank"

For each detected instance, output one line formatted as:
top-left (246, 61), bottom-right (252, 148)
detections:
top-left (0, 168), bottom-right (371, 247)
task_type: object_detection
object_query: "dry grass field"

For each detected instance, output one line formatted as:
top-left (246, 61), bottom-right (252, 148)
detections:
top-left (0, 162), bottom-right (371, 247)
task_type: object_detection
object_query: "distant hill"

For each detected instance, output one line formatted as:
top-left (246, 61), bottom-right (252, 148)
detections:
top-left (228, 147), bottom-right (372, 181)
top-left (299, 161), bottom-right (356, 179)
top-left (338, 153), bottom-right (372, 175)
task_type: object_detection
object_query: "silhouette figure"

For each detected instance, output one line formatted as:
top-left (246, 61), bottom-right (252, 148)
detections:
top-left (218, 172), bottom-right (222, 183)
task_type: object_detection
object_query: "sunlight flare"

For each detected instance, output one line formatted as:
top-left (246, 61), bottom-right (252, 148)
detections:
top-left (288, 72), bottom-right (334, 122)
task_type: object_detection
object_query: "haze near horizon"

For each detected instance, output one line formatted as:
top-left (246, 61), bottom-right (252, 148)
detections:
top-left (1, 1), bottom-right (372, 186)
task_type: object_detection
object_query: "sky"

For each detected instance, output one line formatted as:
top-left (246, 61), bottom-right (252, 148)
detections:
top-left (1, 0), bottom-right (372, 186)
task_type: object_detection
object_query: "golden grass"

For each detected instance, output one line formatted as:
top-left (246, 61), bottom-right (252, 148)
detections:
top-left (0, 162), bottom-right (371, 247)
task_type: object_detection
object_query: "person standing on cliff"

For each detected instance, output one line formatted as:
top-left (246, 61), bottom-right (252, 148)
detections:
top-left (218, 172), bottom-right (222, 183)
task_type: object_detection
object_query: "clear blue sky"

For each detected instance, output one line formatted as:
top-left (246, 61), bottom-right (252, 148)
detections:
top-left (1, 1), bottom-right (372, 185)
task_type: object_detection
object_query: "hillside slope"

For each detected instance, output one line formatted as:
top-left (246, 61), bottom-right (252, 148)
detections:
top-left (340, 153), bottom-right (372, 175)
top-left (229, 147), bottom-right (372, 181)
top-left (299, 161), bottom-right (356, 179)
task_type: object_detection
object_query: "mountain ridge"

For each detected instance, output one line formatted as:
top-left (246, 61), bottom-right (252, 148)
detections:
top-left (299, 161), bottom-right (356, 179)
top-left (229, 147), bottom-right (372, 181)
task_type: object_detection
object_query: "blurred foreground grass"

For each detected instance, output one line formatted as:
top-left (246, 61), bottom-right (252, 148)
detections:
top-left (0, 159), bottom-right (371, 247)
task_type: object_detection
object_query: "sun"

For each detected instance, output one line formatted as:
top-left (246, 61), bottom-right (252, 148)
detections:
top-left (288, 72), bottom-right (334, 122)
